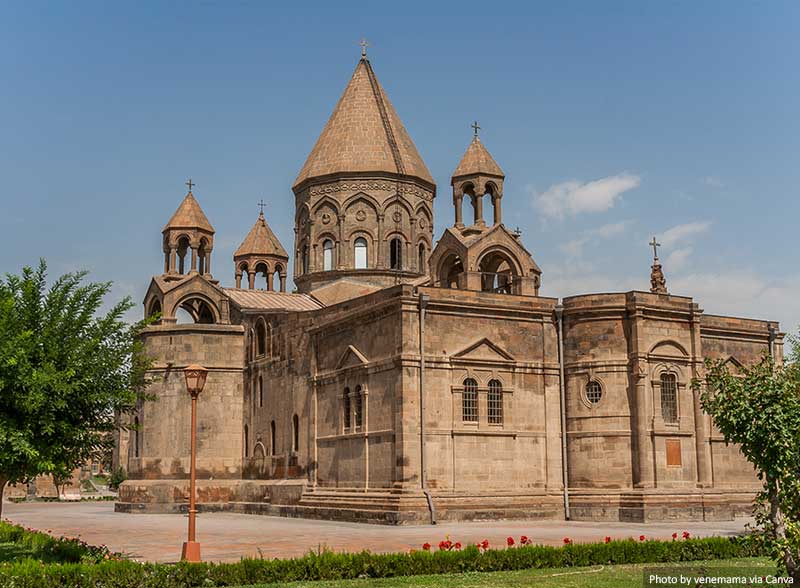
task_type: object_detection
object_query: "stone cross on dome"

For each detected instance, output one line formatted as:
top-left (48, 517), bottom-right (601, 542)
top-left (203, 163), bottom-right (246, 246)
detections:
top-left (471, 120), bottom-right (481, 137)
top-left (649, 236), bottom-right (661, 261)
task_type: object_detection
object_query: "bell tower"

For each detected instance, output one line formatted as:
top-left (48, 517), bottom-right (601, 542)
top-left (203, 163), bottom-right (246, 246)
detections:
top-left (161, 179), bottom-right (215, 279)
top-left (451, 123), bottom-right (505, 229)
top-left (291, 52), bottom-right (436, 293)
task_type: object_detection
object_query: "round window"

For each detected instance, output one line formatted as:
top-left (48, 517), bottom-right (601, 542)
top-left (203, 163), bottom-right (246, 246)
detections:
top-left (585, 380), bottom-right (603, 404)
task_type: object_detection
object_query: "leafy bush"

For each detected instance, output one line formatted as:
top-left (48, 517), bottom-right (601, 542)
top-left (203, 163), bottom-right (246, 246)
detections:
top-left (0, 520), bottom-right (119, 564)
top-left (0, 530), bottom-right (768, 588)
top-left (108, 467), bottom-right (127, 491)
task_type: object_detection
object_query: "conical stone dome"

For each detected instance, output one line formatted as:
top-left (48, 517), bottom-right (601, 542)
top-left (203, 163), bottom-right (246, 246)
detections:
top-left (293, 58), bottom-right (434, 189)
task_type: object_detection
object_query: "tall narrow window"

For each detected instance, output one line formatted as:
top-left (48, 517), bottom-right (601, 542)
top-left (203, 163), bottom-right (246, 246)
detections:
top-left (390, 237), bottom-right (402, 270)
top-left (134, 416), bottom-right (140, 458)
top-left (488, 379), bottom-right (503, 424)
top-left (418, 243), bottom-right (425, 273)
top-left (292, 414), bottom-right (299, 452)
top-left (462, 378), bottom-right (478, 423)
top-left (343, 387), bottom-right (352, 430)
top-left (258, 376), bottom-right (263, 408)
top-left (244, 424), bottom-right (249, 458)
top-left (302, 244), bottom-right (309, 274)
top-left (354, 237), bottom-right (368, 269)
top-left (256, 321), bottom-right (266, 356)
top-left (354, 385), bottom-right (363, 429)
top-left (322, 239), bottom-right (334, 271)
top-left (269, 420), bottom-right (276, 455)
top-left (660, 373), bottom-right (678, 423)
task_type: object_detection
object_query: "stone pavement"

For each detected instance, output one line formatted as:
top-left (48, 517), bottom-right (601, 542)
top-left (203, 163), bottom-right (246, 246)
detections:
top-left (4, 501), bottom-right (753, 563)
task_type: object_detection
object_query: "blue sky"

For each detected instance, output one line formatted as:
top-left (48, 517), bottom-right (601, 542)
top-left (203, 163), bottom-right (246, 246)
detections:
top-left (1, 1), bottom-right (798, 334)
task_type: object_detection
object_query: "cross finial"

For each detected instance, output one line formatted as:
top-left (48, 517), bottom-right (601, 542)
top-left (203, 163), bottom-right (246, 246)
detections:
top-left (471, 120), bottom-right (481, 137)
top-left (360, 37), bottom-right (369, 58)
top-left (649, 236), bottom-right (661, 260)
top-left (257, 199), bottom-right (266, 215)
top-left (185, 178), bottom-right (195, 192)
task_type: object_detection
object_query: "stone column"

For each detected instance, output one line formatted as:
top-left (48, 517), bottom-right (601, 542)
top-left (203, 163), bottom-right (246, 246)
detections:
top-left (493, 195), bottom-right (502, 225)
top-left (279, 274), bottom-right (287, 292)
top-left (266, 268), bottom-right (273, 291)
top-left (690, 309), bottom-right (713, 487)
top-left (248, 271), bottom-right (255, 289)
top-left (454, 193), bottom-right (463, 226)
top-left (163, 251), bottom-right (170, 274)
top-left (205, 251), bottom-right (211, 276)
top-left (235, 273), bottom-right (242, 288)
top-left (168, 246), bottom-right (177, 273)
top-left (472, 194), bottom-right (483, 225)
top-left (628, 303), bottom-right (656, 488)
top-left (190, 247), bottom-right (198, 272)
top-left (375, 213), bottom-right (384, 269)
top-left (336, 215), bottom-right (345, 270)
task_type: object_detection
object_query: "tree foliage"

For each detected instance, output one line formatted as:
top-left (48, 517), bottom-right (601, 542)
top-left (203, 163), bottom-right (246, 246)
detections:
top-left (0, 260), bottom-right (152, 512)
top-left (695, 339), bottom-right (800, 581)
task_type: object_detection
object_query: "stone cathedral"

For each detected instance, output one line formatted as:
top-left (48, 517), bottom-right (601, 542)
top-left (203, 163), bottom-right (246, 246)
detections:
top-left (116, 54), bottom-right (784, 524)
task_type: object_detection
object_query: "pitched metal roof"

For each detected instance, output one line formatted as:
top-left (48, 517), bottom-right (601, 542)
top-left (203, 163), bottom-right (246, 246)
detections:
top-left (225, 289), bottom-right (322, 311)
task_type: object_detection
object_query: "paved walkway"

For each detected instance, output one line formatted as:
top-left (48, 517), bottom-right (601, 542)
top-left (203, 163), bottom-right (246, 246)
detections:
top-left (3, 501), bottom-right (753, 563)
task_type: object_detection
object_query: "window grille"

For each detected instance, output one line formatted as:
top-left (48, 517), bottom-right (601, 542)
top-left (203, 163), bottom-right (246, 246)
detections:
top-left (343, 388), bottom-right (351, 430)
top-left (462, 378), bottom-right (478, 422)
top-left (488, 379), bottom-right (503, 424)
top-left (354, 385), bottom-right (363, 429)
top-left (586, 380), bottom-right (603, 404)
top-left (660, 373), bottom-right (678, 423)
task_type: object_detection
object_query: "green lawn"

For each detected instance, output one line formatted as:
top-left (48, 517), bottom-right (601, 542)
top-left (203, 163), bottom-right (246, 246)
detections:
top-left (0, 540), bottom-right (63, 563)
top-left (234, 558), bottom-right (776, 588)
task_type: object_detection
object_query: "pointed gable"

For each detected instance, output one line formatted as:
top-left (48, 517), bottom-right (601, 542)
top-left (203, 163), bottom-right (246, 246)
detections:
top-left (163, 191), bottom-right (214, 233)
top-left (235, 212), bottom-right (288, 258)
top-left (452, 338), bottom-right (515, 362)
top-left (452, 136), bottom-right (504, 180)
top-left (336, 345), bottom-right (370, 369)
top-left (293, 59), bottom-right (433, 189)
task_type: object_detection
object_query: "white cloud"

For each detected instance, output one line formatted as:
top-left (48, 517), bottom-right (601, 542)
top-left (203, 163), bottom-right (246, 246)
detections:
top-left (665, 247), bottom-right (692, 271)
top-left (534, 173), bottom-right (641, 220)
top-left (670, 271), bottom-right (800, 336)
top-left (703, 176), bottom-right (724, 188)
top-left (561, 220), bottom-right (633, 257)
top-left (660, 221), bottom-right (712, 248)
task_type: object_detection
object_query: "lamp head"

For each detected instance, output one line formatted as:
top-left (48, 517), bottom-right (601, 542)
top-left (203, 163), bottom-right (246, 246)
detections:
top-left (184, 364), bottom-right (208, 398)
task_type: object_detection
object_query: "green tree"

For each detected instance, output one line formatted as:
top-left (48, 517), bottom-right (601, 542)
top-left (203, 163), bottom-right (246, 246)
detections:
top-left (0, 260), bottom-right (152, 516)
top-left (695, 339), bottom-right (800, 581)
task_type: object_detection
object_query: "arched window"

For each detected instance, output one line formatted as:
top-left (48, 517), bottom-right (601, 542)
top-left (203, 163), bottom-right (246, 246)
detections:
top-left (354, 385), bottom-right (364, 429)
top-left (323, 239), bottom-right (334, 271)
top-left (255, 321), bottom-right (266, 356)
top-left (292, 414), bottom-right (299, 452)
top-left (418, 243), bottom-right (426, 273)
top-left (354, 237), bottom-right (368, 269)
top-left (586, 380), bottom-right (603, 404)
top-left (269, 420), bottom-right (276, 456)
top-left (133, 416), bottom-right (140, 458)
top-left (343, 387), bottom-right (352, 431)
top-left (488, 379), bottom-right (503, 424)
top-left (462, 378), bottom-right (478, 423)
top-left (177, 236), bottom-right (191, 274)
top-left (198, 238), bottom-right (209, 275)
top-left (390, 237), bottom-right (402, 270)
top-left (660, 373), bottom-right (678, 423)
top-left (244, 424), bottom-right (249, 458)
top-left (147, 298), bottom-right (162, 320)
top-left (258, 376), bottom-right (264, 408)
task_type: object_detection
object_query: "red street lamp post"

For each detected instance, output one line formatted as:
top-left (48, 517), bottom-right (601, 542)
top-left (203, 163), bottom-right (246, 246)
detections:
top-left (181, 364), bottom-right (208, 562)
